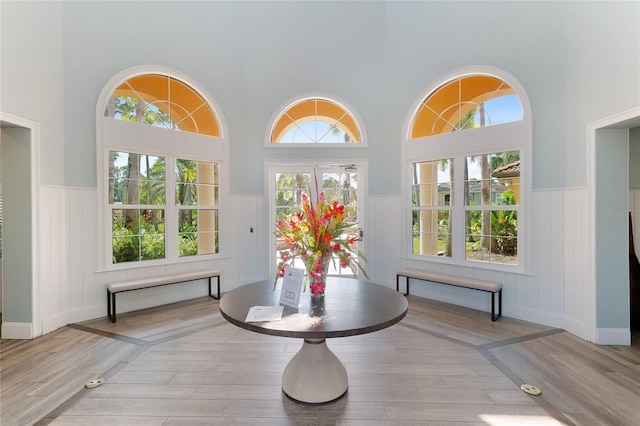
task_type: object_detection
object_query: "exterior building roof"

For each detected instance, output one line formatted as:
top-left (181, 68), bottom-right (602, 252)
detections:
top-left (492, 160), bottom-right (520, 178)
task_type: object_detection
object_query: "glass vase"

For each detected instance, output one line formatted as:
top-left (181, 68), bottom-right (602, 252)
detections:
top-left (309, 255), bottom-right (330, 298)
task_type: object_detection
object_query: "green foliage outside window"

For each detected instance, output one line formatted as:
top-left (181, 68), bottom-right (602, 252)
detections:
top-left (178, 219), bottom-right (198, 257)
top-left (112, 211), bottom-right (165, 263)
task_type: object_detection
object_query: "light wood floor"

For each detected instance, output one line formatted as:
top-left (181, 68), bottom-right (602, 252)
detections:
top-left (1, 295), bottom-right (639, 425)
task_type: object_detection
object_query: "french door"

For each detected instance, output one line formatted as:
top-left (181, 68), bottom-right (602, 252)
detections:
top-left (270, 163), bottom-right (365, 279)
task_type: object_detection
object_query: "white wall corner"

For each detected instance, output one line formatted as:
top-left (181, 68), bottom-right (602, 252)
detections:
top-left (1, 322), bottom-right (33, 339)
top-left (41, 311), bottom-right (69, 335)
top-left (596, 327), bottom-right (631, 345)
top-left (505, 304), bottom-right (565, 329)
top-left (563, 316), bottom-right (588, 341)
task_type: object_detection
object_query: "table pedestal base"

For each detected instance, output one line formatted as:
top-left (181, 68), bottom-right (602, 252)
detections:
top-left (282, 338), bottom-right (348, 404)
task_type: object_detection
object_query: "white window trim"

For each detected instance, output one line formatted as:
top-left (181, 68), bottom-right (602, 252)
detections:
top-left (402, 66), bottom-right (532, 274)
top-left (264, 92), bottom-right (368, 148)
top-left (96, 65), bottom-right (229, 271)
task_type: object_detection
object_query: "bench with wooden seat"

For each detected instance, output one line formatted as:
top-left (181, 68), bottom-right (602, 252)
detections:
top-left (396, 268), bottom-right (502, 321)
top-left (107, 269), bottom-right (220, 323)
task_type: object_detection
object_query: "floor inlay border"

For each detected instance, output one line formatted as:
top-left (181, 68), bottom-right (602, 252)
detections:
top-left (66, 323), bottom-right (149, 346)
top-left (400, 315), bottom-right (575, 425)
top-left (34, 317), bottom-right (231, 425)
top-left (477, 328), bottom-right (565, 351)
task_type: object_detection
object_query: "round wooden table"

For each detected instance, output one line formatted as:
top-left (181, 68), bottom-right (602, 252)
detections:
top-left (219, 277), bottom-right (408, 404)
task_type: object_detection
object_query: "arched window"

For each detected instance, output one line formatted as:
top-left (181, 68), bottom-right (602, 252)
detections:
top-left (410, 75), bottom-right (523, 139)
top-left (268, 96), bottom-right (364, 145)
top-left (404, 68), bottom-right (531, 271)
top-left (97, 67), bottom-right (227, 269)
top-left (104, 74), bottom-right (220, 137)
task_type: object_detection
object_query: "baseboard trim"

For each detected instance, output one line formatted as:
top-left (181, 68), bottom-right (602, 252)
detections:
top-left (596, 327), bottom-right (630, 345)
top-left (66, 304), bottom-right (105, 325)
top-left (2, 322), bottom-right (33, 339)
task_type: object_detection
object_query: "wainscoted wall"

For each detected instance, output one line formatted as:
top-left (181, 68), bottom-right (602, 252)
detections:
top-left (563, 187), bottom-right (590, 340)
top-left (39, 185), bottom-right (69, 334)
top-left (38, 187), bottom-right (271, 333)
top-left (35, 185), bottom-right (593, 340)
top-left (393, 189), bottom-right (576, 331)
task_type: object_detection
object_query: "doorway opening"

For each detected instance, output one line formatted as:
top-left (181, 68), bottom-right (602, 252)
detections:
top-left (588, 107), bottom-right (640, 346)
top-left (0, 112), bottom-right (40, 339)
top-left (269, 163), bottom-right (367, 281)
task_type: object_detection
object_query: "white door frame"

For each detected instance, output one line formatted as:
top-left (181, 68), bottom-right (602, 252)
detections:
top-left (0, 111), bottom-right (41, 339)
top-left (266, 160), bottom-right (368, 280)
top-left (587, 106), bottom-right (640, 344)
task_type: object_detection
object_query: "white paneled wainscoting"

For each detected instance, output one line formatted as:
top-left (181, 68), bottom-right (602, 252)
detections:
top-left (392, 189), bottom-right (580, 334)
top-left (28, 185), bottom-right (597, 342)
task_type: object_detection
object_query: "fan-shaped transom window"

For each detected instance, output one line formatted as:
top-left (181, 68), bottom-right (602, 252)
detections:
top-left (104, 74), bottom-right (221, 137)
top-left (410, 75), bottom-right (523, 139)
top-left (270, 98), bottom-right (361, 144)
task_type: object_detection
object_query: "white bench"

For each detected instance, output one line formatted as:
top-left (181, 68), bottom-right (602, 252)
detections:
top-left (107, 270), bottom-right (220, 323)
top-left (396, 268), bottom-right (502, 321)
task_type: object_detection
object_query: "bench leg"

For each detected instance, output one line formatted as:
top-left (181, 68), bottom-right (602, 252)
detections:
top-left (107, 290), bottom-right (117, 323)
top-left (491, 289), bottom-right (502, 321)
top-left (209, 276), bottom-right (220, 300)
top-left (396, 275), bottom-right (409, 296)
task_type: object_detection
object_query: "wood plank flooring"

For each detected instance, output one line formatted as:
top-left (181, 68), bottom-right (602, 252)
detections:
top-left (1, 295), bottom-right (639, 425)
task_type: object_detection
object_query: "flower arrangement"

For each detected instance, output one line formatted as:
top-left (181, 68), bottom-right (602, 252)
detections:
top-left (274, 185), bottom-right (369, 296)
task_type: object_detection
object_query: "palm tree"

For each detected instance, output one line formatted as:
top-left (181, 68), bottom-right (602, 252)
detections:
top-left (457, 107), bottom-right (479, 244)
top-left (176, 159), bottom-right (197, 225)
top-left (123, 153), bottom-right (140, 231)
top-left (476, 103), bottom-right (492, 251)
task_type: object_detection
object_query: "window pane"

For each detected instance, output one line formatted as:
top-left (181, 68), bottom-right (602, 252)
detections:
top-left (141, 234), bottom-right (165, 260)
top-left (198, 162), bottom-right (218, 185)
top-left (412, 209), bottom-right (451, 257)
top-left (141, 209), bottom-right (165, 235)
top-left (139, 155), bottom-right (165, 205)
top-left (179, 208), bottom-right (218, 257)
top-left (107, 96), bottom-right (140, 122)
top-left (198, 209), bottom-right (218, 255)
top-left (178, 209), bottom-right (197, 257)
top-left (107, 75), bottom-right (220, 137)
top-left (112, 208), bottom-right (165, 263)
top-left (412, 159), bottom-right (453, 207)
top-left (410, 75), bottom-right (523, 139)
top-left (465, 151), bottom-right (520, 206)
top-left (322, 172), bottom-right (358, 223)
top-left (112, 235), bottom-right (139, 263)
top-left (176, 160), bottom-right (218, 207)
top-left (465, 210), bottom-right (517, 265)
top-left (275, 190), bottom-right (299, 208)
top-left (112, 209), bottom-right (140, 263)
top-left (109, 177), bottom-right (125, 204)
top-left (198, 184), bottom-right (218, 207)
top-left (109, 151), bottom-right (139, 204)
top-left (109, 151), bottom-right (166, 205)
top-left (176, 183), bottom-right (197, 206)
top-left (271, 98), bottom-right (361, 144)
top-left (275, 173), bottom-right (310, 208)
